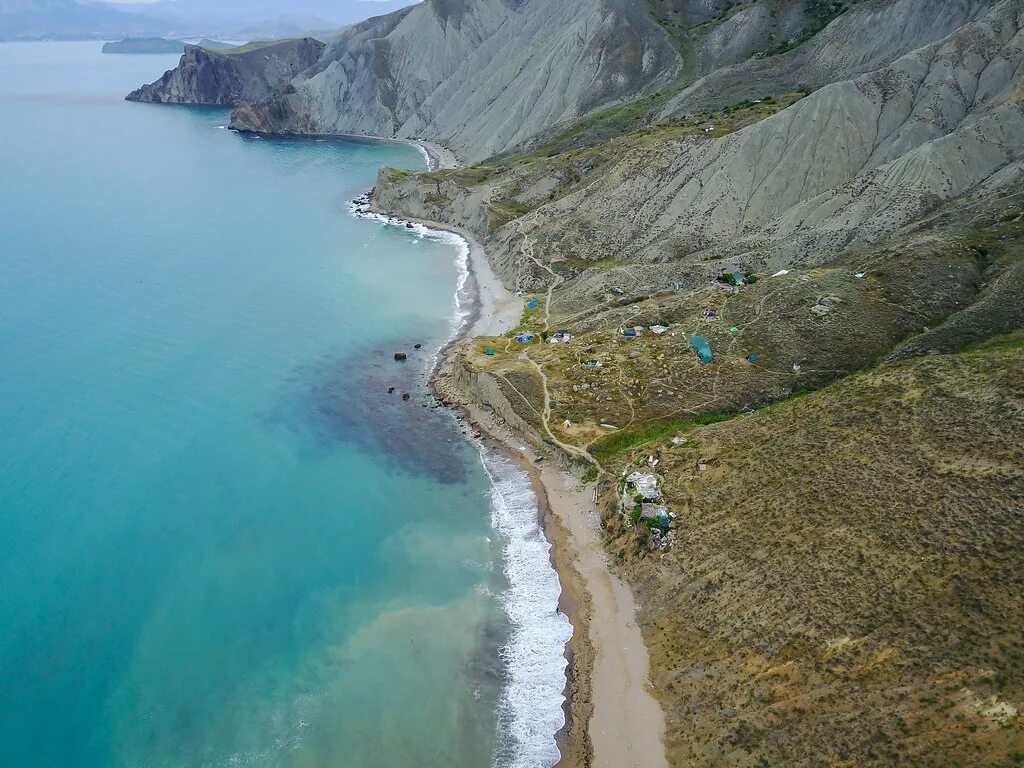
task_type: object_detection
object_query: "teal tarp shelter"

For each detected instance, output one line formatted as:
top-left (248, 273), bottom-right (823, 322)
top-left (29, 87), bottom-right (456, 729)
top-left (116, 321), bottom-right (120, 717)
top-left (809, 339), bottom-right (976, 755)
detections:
top-left (690, 336), bottom-right (713, 363)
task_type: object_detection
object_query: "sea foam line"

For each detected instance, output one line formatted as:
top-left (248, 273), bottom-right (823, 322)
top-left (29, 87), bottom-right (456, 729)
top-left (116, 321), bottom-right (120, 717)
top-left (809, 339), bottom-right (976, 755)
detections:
top-left (479, 448), bottom-right (573, 768)
top-left (350, 192), bottom-right (571, 768)
top-left (348, 196), bottom-right (472, 369)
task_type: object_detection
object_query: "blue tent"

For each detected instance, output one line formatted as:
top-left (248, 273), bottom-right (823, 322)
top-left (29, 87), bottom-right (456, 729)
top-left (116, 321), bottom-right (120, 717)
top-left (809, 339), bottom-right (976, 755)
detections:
top-left (690, 336), bottom-right (713, 363)
top-left (526, 300), bottom-right (539, 309)
top-left (623, 329), bottom-right (637, 338)
top-left (515, 333), bottom-right (534, 343)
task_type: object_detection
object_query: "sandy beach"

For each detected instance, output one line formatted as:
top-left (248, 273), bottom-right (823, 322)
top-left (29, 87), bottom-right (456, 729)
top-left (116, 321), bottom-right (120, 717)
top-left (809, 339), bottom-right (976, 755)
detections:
top-left (431, 241), bottom-right (669, 768)
top-left (459, 400), bottom-right (669, 768)
top-left (368, 138), bottom-right (669, 768)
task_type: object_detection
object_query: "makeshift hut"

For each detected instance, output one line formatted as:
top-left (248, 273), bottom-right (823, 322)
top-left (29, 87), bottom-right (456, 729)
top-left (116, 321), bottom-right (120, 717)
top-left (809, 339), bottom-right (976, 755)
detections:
top-left (624, 471), bottom-right (661, 501)
top-left (641, 503), bottom-right (671, 528)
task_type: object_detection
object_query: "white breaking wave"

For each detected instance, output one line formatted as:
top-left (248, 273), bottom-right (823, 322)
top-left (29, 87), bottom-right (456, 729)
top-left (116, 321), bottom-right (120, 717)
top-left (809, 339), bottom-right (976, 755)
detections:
top-left (348, 197), bottom-right (472, 370)
top-left (479, 448), bottom-right (573, 768)
top-left (349, 188), bottom-right (571, 768)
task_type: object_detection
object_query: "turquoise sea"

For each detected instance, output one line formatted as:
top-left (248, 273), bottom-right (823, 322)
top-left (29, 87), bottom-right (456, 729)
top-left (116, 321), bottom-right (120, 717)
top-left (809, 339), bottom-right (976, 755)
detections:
top-left (0, 42), bottom-right (570, 768)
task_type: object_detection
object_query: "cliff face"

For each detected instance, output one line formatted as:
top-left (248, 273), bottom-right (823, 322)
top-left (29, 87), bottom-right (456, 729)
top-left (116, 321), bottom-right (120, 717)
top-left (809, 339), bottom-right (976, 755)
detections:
top-left (126, 38), bottom-right (325, 106)
top-left (229, 0), bottom-right (685, 162)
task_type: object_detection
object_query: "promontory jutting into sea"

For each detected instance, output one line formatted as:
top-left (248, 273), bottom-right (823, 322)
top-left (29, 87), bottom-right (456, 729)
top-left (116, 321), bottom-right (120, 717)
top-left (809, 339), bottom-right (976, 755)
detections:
top-left (2, 1), bottom-right (1023, 767)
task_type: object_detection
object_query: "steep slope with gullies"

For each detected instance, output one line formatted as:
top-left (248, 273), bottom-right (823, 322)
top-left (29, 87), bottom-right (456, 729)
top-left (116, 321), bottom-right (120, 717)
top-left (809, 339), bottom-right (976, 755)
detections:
top-left (658, 0), bottom-right (996, 114)
top-left (229, 0), bottom-right (686, 162)
top-left (126, 38), bottom-right (325, 106)
top-left (376, 0), bottom-right (1023, 291)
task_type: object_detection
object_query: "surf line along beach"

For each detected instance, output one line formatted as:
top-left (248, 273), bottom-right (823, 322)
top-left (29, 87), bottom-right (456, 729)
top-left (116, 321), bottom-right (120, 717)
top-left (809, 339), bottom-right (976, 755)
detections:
top-left (351, 142), bottom-right (670, 768)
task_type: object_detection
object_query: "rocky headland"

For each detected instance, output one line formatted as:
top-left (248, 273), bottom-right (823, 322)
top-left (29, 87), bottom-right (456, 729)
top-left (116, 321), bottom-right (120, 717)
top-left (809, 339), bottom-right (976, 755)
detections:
top-left (126, 38), bottom-right (324, 106)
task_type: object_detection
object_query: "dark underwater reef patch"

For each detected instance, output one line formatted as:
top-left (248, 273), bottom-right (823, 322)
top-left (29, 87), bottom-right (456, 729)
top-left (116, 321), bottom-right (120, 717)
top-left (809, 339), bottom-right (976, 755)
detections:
top-left (267, 343), bottom-right (469, 484)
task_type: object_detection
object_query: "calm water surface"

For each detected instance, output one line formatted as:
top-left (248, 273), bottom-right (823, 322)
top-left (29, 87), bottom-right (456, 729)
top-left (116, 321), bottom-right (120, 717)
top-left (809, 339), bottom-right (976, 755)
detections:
top-left (0, 41), bottom-right (572, 768)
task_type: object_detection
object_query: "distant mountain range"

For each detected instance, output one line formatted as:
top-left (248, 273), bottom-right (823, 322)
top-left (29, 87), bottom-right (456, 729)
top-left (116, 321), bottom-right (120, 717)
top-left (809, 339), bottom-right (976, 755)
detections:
top-left (0, 0), bottom-right (170, 39)
top-left (0, 0), bottom-right (414, 41)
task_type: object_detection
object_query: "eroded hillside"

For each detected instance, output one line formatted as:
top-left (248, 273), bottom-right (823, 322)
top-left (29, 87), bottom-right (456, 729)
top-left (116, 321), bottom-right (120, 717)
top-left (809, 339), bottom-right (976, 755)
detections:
top-left (603, 339), bottom-right (1024, 766)
top-left (230, 0), bottom-right (687, 162)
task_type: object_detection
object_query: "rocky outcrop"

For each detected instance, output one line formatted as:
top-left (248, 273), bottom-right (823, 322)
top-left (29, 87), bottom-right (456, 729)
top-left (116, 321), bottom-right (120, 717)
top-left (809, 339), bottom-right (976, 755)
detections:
top-left (229, 0), bottom-right (685, 162)
top-left (126, 38), bottom-right (325, 106)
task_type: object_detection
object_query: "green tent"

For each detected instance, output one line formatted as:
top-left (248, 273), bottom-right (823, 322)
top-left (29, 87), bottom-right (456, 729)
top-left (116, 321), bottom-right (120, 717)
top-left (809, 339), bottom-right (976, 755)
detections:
top-left (690, 336), bottom-right (713, 363)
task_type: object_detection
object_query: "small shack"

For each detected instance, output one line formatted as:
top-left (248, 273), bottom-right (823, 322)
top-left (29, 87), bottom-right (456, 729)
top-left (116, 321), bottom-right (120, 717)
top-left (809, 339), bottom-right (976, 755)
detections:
top-left (641, 503), bottom-right (671, 528)
top-left (624, 471), bottom-right (661, 501)
top-left (690, 336), bottom-right (713, 363)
